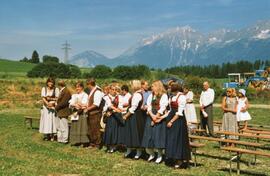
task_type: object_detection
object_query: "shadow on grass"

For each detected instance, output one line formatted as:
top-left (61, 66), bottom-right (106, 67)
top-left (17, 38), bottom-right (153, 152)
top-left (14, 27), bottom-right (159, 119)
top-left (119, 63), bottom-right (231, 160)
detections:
top-left (219, 168), bottom-right (268, 176)
top-left (196, 153), bottom-right (253, 166)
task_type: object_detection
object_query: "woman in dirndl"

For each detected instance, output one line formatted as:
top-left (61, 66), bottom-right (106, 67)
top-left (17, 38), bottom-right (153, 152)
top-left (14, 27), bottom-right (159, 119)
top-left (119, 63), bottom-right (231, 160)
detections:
top-left (117, 85), bottom-right (132, 145)
top-left (69, 81), bottom-right (89, 146)
top-left (183, 86), bottom-right (197, 132)
top-left (142, 80), bottom-right (169, 164)
top-left (103, 85), bottom-right (123, 153)
top-left (165, 82), bottom-right (191, 168)
top-left (122, 80), bottom-right (144, 159)
top-left (39, 77), bottom-right (60, 141)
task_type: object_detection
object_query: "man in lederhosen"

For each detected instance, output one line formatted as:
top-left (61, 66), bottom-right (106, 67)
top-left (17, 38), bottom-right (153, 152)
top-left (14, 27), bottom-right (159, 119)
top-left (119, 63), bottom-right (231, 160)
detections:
top-left (86, 78), bottom-right (104, 148)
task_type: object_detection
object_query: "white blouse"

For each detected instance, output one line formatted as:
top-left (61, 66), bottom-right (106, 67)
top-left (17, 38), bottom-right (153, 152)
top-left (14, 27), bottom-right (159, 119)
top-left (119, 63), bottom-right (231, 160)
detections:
top-left (185, 91), bottom-right (194, 102)
top-left (103, 94), bottom-right (116, 112)
top-left (146, 93), bottom-right (169, 115)
top-left (129, 91), bottom-right (143, 114)
top-left (118, 92), bottom-right (132, 109)
top-left (41, 87), bottom-right (60, 97)
top-left (69, 92), bottom-right (88, 107)
top-left (170, 92), bottom-right (186, 116)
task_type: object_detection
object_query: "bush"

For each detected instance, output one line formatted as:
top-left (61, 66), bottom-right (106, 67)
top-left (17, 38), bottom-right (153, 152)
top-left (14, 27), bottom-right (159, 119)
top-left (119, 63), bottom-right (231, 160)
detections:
top-left (184, 75), bottom-right (206, 94)
top-left (42, 55), bottom-right (59, 63)
top-left (112, 65), bottom-right (151, 80)
top-left (27, 63), bottom-right (81, 78)
top-left (113, 65), bottom-right (134, 80)
top-left (84, 65), bottom-right (112, 79)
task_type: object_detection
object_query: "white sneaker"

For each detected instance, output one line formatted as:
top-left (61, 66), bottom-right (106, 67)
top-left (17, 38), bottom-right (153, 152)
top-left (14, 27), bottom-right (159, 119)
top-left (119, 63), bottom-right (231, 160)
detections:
top-left (108, 148), bottom-right (115, 153)
top-left (174, 164), bottom-right (180, 168)
top-left (155, 156), bottom-right (162, 164)
top-left (124, 148), bottom-right (132, 157)
top-left (134, 150), bottom-right (142, 159)
top-left (147, 155), bottom-right (155, 162)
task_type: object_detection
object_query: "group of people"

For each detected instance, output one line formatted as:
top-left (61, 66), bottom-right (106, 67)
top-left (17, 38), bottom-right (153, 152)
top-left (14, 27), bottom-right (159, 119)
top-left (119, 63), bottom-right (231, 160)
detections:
top-left (39, 77), bottom-right (251, 168)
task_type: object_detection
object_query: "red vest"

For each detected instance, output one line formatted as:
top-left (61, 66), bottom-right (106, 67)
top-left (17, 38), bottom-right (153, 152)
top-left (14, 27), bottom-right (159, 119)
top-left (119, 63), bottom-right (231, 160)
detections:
top-left (170, 93), bottom-right (181, 109)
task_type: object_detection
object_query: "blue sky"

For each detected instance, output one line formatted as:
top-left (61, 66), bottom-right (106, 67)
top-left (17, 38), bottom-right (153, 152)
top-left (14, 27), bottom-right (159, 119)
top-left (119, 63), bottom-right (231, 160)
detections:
top-left (0, 0), bottom-right (270, 61)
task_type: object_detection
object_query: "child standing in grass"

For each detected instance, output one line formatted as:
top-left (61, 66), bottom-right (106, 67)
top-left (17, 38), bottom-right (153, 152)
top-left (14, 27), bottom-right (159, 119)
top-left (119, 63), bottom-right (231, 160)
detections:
top-left (237, 89), bottom-right (251, 130)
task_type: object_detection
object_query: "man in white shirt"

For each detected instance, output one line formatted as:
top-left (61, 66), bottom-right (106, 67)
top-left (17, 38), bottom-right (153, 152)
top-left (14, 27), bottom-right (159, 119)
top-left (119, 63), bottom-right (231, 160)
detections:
top-left (199, 81), bottom-right (215, 136)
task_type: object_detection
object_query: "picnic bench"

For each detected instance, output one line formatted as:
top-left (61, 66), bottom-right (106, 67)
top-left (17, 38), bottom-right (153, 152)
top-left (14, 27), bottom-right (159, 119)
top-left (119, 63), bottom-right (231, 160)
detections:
top-left (240, 129), bottom-right (270, 135)
top-left (24, 116), bottom-right (72, 129)
top-left (192, 129), bottom-right (207, 135)
top-left (221, 146), bottom-right (270, 175)
top-left (215, 131), bottom-right (270, 141)
top-left (190, 121), bottom-right (222, 131)
top-left (190, 142), bottom-right (205, 167)
top-left (189, 135), bottom-right (263, 148)
top-left (24, 116), bottom-right (40, 129)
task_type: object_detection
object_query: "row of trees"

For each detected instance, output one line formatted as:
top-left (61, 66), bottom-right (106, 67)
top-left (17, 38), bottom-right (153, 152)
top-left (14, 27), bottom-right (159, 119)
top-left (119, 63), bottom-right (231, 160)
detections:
top-left (83, 65), bottom-right (151, 80)
top-left (165, 60), bottom-right (270, 78)
top-left (20, 50), bottom-right (61, 64)
top-left (20, 50), bottom-right (40, 63)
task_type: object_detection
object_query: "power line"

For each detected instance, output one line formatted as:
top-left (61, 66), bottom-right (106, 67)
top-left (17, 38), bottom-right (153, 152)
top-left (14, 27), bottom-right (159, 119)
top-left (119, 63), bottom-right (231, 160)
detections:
top-left (62, 41), bottom-right (71, 64)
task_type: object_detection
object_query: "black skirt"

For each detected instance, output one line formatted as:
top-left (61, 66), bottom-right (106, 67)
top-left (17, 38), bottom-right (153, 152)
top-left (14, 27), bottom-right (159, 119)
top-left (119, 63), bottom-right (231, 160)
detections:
top-left (123, 109), bottom-right (144, 148)
top-left (141, 116), bottom-right (154, 148)
top-left (142, 110), bottom-right (166, 149)
top-left (165, 108), bottom-right (191, 160)
top-left (115, 113), bottom-right (126, 145)
top-left (103, 113), bottom-right (119, 145)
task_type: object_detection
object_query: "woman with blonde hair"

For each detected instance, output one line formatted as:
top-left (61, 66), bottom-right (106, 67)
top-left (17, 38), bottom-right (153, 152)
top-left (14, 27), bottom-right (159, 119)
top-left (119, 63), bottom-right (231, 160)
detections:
top-left (142, 80), bottom-right (169, 163)
top-left (221, 88), bottom-right (238, 142)
top-left (122, 80), bottom-right (144, 159)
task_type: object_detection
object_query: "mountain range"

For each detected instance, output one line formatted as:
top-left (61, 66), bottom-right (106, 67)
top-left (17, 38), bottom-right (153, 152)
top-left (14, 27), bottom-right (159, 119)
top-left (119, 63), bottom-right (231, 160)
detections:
top-left (70, 20), bottom-right (270, 69)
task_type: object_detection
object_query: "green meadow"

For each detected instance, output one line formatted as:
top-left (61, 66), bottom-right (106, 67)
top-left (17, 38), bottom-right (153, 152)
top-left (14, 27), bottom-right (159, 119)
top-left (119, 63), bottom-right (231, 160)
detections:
top-left (0, 108), bottom-right (270, 176)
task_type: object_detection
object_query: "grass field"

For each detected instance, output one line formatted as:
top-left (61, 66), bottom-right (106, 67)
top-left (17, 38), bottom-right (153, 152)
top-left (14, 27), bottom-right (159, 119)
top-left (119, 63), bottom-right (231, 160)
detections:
top-left (0, 59), bottom-right (270, 175)
top-left (0, 108), bottom-right (270, 176)
top-left (0, 59), bottom-right (36, 79)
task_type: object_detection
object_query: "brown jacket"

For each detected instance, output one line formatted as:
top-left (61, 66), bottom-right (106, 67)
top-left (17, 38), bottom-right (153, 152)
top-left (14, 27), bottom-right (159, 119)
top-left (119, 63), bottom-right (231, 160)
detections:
top-left (55, 87), bottom-right (72, 118)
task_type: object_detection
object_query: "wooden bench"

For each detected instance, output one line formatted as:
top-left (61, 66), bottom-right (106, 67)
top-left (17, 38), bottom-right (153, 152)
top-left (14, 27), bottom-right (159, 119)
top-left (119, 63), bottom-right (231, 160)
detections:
top-left (247, 127), bottom-right (270, 132)
top-left (240, 129), bottom-right (270, 135)
top-left (221, 146), bottom-right (270, 175)
top-left (24, 116), bottom-right (40, 129)
top-left (189, 135), bottom-right (263, 148)
top-left (213, 120), bottom-right (222, 125)
top-left (245, 124), bottom-right (270, 130)
top-left (192, 129), bottom-right (206, 135)
top-left (24, 116), bottom-right (72, 129)
top-left (215, 131), bottom-right (270, 141)
top-left (190, 142), bottom-right (205, 167)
